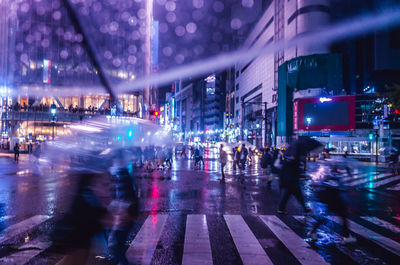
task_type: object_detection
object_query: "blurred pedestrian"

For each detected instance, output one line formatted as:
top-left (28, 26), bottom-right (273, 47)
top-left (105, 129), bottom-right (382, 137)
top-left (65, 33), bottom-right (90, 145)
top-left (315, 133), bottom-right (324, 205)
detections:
top-left (389, 150), bottom-right (398, 175)
top-left (219, 144), bottom-right (228, 183)
top-left (240, 144), bottom-right (248, 169)
top-left (181, 145), bottom-right (187, 158)
top-left (193, 146), bottom-right (203, 169)
top-left (165, 146), bottom-right (173, 169)
top-left (233, 147), bottom-right (241, 170)
top-left (307, 163), bottom-right (356, 243)
top-left (261, 148), bottom-right (273, 187)
top-left (50, 171), bottom-right (110, 265)
top-left (13, 142), bottom-right (20, 161)
top-left (108, 151), bottom-right (139, 265)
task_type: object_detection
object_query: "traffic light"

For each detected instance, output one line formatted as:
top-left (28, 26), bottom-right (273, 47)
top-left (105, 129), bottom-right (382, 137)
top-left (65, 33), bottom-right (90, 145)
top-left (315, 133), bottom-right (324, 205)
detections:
top-left (395, 109), bottom-right (399, 115)
top-left (150, 110), bottom-right (159, 116)
top-left (369, 133), bottom-right (374, 140)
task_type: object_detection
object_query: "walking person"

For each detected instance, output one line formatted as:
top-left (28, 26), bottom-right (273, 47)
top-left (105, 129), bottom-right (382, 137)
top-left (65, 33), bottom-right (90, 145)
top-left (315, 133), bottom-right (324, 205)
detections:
top-left (233, 147), bottom-right (241, 170)
top-left (389, 150), bottom-right (399, 175)
top-left (240, 144), bottom-right (248, 169)
top-left (307, 162), bottom-right (356, 243)
top-left (219, 144), bottom-right (228, 183)
top-left (14, 142), bottom-right (20, 161)
top-left (108, 151), bottom-right (139, 265)
top-left (261, 148), bottom-right (273, 187)
top-left (277, 153), bottom-right (311, 214)
top-left (165, 146), bottom-right (173, 169)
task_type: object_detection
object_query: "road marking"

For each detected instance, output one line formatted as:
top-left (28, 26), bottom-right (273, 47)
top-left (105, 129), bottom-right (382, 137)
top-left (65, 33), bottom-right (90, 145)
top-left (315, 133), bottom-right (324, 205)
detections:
top-left (341, 172), bottom-right (371, 182)
top-left (126, 214), bottom-right (168, 265)
top-left (347, 173), bottom-right (392, 186)
top-left (370, 175), bottom-right (400, 188)
top-left (293, 216), bottom-right (388, 265)
top-left (182, 215), bottom-right (213, 265)
top-left (327, 216), bottom-right (400, 256)
top-left (259, 215), bottom-right (329, 265)
top-left (0, 215), bottom-right (50, 244)
top-left (0, 237), bottom-right (51, 264)
top-left (224, 215), bottom-right (273, 265)
top-left (387, 182), bottom-right (400, 191)
top-left (360, 216), bottom-right (400, 234)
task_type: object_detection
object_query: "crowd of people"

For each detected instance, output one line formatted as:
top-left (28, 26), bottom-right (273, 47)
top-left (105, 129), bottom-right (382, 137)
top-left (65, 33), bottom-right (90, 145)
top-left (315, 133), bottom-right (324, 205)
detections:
top-left (4, 102), bottom-right (138, 116)
top-left (218, 138), bottom-right (358, 244)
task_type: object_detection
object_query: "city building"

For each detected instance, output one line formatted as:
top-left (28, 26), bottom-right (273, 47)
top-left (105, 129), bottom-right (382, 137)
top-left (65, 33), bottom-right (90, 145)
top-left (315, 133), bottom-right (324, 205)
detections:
top-left (0, 0), bottom-right (146, 149)
top-left (174, 73), bottom-right (227, 142)
top-left (234, 0), bottom-right (330, 148)
top-left (233, 0), bottom-right (400, 158)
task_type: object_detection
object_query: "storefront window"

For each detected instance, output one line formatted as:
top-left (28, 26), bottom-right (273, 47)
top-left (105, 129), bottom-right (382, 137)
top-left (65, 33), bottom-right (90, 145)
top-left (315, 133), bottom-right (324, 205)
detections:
top-left (360, 141), bottom-right (371, 154)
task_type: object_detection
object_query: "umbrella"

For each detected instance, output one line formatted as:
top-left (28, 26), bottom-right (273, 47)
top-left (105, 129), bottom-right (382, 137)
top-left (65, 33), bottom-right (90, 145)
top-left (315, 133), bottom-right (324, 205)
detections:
top-left (286, 137), bottom-right (322, 158)
top-left (276, 142), bottom-right (289, 149)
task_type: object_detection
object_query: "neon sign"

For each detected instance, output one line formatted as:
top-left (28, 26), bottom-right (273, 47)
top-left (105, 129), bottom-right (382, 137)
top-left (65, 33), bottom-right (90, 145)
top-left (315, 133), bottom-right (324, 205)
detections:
top-left (319, 97), bottom-right (332, 103)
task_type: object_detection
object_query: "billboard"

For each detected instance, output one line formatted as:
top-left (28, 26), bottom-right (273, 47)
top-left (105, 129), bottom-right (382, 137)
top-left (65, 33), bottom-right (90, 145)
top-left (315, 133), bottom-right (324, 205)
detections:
top-left (294, 95), bottom-right (355, 131)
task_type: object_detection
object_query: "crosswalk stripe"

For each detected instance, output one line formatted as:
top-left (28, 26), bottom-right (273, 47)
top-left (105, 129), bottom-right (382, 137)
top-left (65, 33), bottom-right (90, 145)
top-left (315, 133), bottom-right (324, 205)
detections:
top-left (370, 175), bottom-right (400, 188)
top-left (360, 216), bottom-right (400, 234)
top-left (341, 172), bottom-right (371, 182)
top-left (292, 216), bottom-right (389, 265)
top-left (0, 237), bottom-right (51, 264)
top-left (387, 182), bottom-right (400, 190)
top-left (327, 216), bottom-right (400, 256)
top-left (224, 215), bottom-right (273, 265)
top-left (347, 173), bottom-right (392, 186)
top-left (182, 215), bottom-right (213, 265)
top-left (125, 214), bottom-right (168, 265)
top-left (259, 215), bottom-right (329, 265)
top-left (0, 215), bottom-right (50, 244)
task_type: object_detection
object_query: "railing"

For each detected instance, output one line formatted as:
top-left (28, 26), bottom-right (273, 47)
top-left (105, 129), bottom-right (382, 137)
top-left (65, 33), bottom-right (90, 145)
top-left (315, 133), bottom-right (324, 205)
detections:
top-left (1, 110), bottom-right (98, 122)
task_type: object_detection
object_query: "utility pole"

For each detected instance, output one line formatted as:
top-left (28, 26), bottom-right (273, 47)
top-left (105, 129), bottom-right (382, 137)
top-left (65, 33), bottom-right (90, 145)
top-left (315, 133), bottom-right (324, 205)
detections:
top-left (375, 129), bottom-right (379, 164)
top-left (264, 102), bottom-right (268, 147)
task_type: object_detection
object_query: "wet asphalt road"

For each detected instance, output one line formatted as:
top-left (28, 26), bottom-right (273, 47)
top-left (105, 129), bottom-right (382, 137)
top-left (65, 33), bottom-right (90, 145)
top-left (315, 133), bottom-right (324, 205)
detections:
top-left (0, 151), bottom-right (399, 264)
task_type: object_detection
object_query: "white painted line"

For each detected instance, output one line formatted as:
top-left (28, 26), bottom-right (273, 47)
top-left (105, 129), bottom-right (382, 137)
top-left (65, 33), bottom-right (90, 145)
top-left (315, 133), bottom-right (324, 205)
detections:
top-left (292, 216), bottom-right (386, 265)
top-left (387, 182), bottom-right (400, 191)
top-left (0, 237), bottom-right (51, 264)
top-left (182, 215), bottom-right (213, 265)
top-left (126, 214), bottom-right (168, 265)
top-left (341, 172), bottom-right (371, 182)
top-left (0, 215), bottom-right (50, 244)
top-left (360, 216), bottom-right (400, 234)
top-left (371, 175), bottom-right (400, 188)
top-left (259, 215), bottom-right (329, 265)
top-left (327, 216), bottom-right (400, 256)
top-left (224, 215), bottom-right (273, 265)
top-left (347, 173), bottom-right (392, 186)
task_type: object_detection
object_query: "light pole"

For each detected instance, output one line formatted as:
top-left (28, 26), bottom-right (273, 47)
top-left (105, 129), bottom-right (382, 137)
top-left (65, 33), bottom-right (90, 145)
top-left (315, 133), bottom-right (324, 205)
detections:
top-left (306, 117), bottom-right (312, 136)
top-left (50, 103), bottom-right (57, 141)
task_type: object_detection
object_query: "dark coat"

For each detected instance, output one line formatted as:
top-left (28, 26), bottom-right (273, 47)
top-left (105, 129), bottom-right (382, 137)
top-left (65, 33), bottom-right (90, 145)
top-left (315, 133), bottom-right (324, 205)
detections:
top-left (278, 158), bottom-right (302, 188)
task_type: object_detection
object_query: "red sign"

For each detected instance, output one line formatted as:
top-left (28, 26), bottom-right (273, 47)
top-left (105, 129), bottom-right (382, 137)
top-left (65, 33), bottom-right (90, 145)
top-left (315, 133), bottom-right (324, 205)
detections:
top-left (294, 95), bottom-right (356, 132)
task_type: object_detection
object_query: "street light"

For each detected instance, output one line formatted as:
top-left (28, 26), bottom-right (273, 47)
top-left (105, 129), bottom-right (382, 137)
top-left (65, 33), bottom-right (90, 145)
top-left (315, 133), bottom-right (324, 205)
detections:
top-left (50, 103), bottom-right (57, 141)
top-left (306, 117), bottom-right (312, 136)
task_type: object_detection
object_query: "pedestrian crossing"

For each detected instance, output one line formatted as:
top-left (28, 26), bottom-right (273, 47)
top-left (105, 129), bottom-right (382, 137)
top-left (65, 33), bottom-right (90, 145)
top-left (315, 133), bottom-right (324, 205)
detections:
top-left (1, 213), bottom-right (400, 264)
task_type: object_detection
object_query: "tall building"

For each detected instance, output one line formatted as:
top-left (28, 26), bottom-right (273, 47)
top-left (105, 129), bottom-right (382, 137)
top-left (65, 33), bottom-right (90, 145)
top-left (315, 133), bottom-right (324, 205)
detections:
top-left (234, 0), bottom-right (330, 147)
top-left (233, 0), bottom-right (400, 154)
